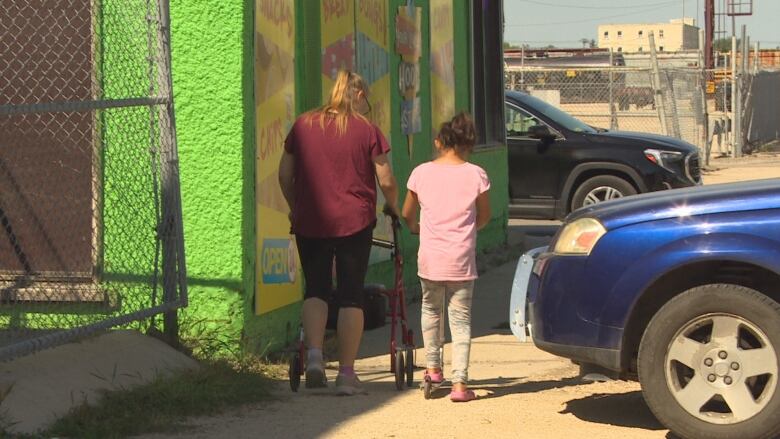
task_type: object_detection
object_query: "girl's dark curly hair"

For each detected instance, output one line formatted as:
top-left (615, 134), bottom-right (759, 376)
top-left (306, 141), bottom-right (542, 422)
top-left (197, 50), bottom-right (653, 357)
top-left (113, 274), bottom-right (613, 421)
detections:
top-left (436, 112), bottom-right (477, 154)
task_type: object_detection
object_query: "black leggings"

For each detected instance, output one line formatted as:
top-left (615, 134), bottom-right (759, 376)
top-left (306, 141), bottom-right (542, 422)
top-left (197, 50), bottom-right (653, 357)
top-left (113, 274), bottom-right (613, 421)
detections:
top-left (295, 224), bottom-right (373, 309)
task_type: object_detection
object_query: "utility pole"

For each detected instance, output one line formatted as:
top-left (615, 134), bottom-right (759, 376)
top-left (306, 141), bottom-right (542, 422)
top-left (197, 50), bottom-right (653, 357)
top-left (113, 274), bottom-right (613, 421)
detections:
top-left (705, 0), bottom-right (714, 68)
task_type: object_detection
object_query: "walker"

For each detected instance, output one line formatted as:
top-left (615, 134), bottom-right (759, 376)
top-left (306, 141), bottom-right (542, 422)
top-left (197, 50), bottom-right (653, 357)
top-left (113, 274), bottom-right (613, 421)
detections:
top-left (288, 207), bottom-right (415, 391)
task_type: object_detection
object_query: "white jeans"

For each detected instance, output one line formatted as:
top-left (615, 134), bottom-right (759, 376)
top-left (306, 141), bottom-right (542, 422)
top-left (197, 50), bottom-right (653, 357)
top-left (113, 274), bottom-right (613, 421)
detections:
top-left (420, 279), bottom-right (474, 384)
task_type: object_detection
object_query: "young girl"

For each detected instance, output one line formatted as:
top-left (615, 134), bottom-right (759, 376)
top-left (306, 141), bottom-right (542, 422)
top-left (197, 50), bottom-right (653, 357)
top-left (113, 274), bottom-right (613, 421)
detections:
top-left (402, 112), bottom-right (491, 402)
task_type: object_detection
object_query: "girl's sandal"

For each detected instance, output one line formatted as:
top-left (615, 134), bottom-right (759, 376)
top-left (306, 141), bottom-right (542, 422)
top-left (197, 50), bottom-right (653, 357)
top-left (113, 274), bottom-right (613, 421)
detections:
top-left (450, 389), bottom-right (476, 402)
top-left (423, 370), bottom-right (444, 384)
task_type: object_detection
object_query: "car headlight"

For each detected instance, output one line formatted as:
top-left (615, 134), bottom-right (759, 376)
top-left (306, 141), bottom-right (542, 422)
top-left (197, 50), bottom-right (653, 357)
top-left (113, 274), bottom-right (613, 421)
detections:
top-left (553, 218), bottom-right (607, 255)
top-left (644, 148), bottom-right (683, 171)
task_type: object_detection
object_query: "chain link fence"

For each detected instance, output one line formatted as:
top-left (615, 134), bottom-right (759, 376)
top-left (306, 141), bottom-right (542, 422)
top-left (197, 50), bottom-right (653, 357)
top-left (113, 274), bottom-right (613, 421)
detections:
top-left (507, 57), bottom-right (780, 164)
top-left (506, 65), bottom-right (708, 150)
top-left (0, 0), bottom-right (186, 361)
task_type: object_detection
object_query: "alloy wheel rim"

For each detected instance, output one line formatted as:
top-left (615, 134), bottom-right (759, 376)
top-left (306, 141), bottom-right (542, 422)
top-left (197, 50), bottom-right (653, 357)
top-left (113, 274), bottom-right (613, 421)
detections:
top-left (664, 313), bottom-right (777, 424)
top-left (583, 186), bottom-right (623, 205)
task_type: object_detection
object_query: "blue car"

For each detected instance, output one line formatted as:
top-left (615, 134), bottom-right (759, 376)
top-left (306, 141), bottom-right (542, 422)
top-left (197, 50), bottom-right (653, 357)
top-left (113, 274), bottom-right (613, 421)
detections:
top-left (510, 178), bottom-right (780, 439)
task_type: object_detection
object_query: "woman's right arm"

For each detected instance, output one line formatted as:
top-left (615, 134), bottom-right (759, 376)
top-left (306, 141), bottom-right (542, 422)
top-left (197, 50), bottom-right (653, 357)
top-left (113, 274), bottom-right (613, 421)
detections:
top-left (373, 153), bottom-right (399, 216)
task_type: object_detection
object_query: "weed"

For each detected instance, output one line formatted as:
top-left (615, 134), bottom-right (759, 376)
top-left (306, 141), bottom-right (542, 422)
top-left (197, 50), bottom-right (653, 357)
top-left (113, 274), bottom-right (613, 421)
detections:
top-left (40, 360), bottom-right (275, 439)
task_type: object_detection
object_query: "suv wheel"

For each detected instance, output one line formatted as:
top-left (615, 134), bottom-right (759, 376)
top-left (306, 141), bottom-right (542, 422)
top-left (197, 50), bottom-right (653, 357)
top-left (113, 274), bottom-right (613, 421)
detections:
top-left (638, 284), bottom-right (780, 439)
top-left (570, 175), bottom-right (637, 212)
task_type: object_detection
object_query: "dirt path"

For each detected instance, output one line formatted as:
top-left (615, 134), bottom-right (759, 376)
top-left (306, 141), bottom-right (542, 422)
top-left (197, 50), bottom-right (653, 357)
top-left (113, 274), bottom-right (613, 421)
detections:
top-left (140, 336), bottom-right (667, 439)
top-left (703, 154), bottom-right (780, 184)
top-left (139, 156), bottom-right (779, 439)
top-left (139, 262), bottom-right (669, 439)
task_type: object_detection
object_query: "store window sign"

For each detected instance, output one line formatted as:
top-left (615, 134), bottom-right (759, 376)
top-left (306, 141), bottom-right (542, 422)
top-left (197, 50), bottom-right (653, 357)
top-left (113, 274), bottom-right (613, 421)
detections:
top-left (261, 238), bottom-right (297, 284)
top-left (401, 98), bottom-right (421, 134)
top-left (395, 3), bottom-right (422, 151)
top-left (398, 61), bottom-right (420, 96)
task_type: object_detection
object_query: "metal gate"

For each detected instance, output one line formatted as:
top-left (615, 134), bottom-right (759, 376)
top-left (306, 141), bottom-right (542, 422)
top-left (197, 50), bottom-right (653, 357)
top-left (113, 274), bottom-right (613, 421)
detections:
top-left (0, 0), bottom-right (187, 360)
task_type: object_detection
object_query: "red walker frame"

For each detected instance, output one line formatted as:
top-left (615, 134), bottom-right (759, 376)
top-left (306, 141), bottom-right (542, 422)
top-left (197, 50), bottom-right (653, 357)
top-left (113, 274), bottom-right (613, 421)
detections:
top-left (288, 210), bottom-right (415, 391)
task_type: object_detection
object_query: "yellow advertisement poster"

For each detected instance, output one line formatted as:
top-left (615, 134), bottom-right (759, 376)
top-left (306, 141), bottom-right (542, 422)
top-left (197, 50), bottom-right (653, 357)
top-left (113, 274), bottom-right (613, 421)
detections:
top-left (321, 0), bottom-right (355, 103)
top-left (255, 0), bottom-right (301, 315)
top-left (430, 0), bottom-right (455, 141)
top-left (356, 0), bottom-right (393, 260)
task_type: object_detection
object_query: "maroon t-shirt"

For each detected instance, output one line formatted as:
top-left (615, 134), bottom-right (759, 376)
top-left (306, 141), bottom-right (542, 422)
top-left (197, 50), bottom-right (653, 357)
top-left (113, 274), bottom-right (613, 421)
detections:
top-left (284, 113), bottom-right (391, 238)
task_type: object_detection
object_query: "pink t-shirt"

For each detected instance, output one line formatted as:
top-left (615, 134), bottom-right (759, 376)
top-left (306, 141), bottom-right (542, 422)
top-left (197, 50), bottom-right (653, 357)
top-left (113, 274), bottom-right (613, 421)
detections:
top-left (407, 162), bottom-right (491, 281)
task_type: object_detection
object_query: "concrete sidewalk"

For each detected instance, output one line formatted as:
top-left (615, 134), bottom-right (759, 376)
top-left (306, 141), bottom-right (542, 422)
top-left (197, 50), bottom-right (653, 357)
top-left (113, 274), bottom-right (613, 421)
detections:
top-left (0, 330), bottom-right (198, 435)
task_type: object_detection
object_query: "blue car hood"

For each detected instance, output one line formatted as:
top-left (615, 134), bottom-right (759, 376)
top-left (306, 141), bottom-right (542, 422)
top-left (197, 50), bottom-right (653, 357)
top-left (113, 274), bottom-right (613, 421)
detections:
top-left (569, 178), bottom-right (780, 230)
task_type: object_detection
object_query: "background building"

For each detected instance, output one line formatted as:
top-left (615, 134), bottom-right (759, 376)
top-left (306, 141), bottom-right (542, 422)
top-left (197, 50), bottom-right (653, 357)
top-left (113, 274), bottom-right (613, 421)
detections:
top-left (598, 18), bottom-right (699, 53)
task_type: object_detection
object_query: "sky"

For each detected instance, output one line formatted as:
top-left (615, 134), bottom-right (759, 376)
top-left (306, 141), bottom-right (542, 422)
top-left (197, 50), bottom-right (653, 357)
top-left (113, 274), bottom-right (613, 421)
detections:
top-left (503, 0), bottom-right (780, 48)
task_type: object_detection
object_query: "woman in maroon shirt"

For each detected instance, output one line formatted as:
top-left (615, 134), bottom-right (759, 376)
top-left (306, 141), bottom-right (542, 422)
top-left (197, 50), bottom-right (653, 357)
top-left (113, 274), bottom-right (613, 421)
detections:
top-left (278, 70), bottom-right (399, 395)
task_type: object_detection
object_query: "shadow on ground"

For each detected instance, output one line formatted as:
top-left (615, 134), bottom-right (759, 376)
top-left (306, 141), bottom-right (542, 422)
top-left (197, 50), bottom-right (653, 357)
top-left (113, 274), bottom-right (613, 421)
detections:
top-left (561, 391), bottom-right (665, 431)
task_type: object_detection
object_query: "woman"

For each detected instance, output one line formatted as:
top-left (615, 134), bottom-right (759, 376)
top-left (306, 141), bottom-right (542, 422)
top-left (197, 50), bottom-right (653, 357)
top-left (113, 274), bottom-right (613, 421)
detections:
top-left (278, 70), bottom-right (399, 395)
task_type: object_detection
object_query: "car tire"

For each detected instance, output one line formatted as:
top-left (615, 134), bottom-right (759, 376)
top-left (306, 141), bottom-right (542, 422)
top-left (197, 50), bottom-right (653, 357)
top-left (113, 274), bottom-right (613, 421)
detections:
top-left (638, 284), bottom-right (780, 439)
top-left (570, 175), bottom-right (637, 212)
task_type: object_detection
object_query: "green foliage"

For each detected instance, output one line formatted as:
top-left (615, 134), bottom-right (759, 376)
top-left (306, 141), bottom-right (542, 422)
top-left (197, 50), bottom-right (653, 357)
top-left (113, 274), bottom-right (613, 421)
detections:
top-left (714, 37), bottom-right (741, 52)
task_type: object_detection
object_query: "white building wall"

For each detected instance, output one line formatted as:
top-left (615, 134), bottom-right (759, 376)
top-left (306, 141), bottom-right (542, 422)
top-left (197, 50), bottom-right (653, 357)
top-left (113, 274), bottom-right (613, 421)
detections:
top-left (598, 19), bottom-right (699, 53)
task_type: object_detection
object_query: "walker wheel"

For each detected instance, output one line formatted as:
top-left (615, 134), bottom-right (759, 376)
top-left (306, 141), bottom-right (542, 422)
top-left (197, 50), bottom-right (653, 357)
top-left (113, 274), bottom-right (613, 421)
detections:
top-left (423, 377), bottom-right (433, 399)
top-left (404, 346), bottom-right (415, 387)
top-left (394, 348), bottom-right (405, 390)
top-left (289, 352), bottom-right (302, 392)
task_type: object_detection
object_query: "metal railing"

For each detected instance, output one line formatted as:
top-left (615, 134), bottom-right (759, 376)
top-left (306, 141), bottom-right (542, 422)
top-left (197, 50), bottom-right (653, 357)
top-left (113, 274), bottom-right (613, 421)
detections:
top-left (0, 0), bottom-right (186, 361)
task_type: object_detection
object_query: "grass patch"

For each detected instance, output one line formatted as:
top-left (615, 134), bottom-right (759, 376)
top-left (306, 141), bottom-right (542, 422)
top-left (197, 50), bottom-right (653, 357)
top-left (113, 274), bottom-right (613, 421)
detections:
top-left (18, 360), bottom-right (282, 439)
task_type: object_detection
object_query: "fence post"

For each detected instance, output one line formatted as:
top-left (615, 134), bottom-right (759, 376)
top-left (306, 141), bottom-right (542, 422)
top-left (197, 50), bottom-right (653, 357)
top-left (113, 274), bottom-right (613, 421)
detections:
top-left (754, 42), bottom-right (760, 74)
top-left (649, 32), bottom-right (670, 136)
top-left (731, 35), bottom-right (739, 157)
top-left (157, 0), bottom-right (188, 346)
top-left (698, 29), bottom-right (710, 165)
top-left (609, 48), bottom-right (617, 131)
top-left (520, 46), bottom-right (525, 90)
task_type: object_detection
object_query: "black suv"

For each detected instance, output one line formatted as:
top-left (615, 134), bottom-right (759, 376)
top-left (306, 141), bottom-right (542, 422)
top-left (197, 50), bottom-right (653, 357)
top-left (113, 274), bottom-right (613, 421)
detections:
top-left (506, 91), bottom-right (701, 219)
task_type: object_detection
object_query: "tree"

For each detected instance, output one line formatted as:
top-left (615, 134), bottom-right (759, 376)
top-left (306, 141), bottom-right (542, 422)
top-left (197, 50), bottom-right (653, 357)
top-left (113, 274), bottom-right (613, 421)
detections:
top-left (503, 41), bottom-right (520, 50)
top-left (714, 37), bottom-right (741, 52)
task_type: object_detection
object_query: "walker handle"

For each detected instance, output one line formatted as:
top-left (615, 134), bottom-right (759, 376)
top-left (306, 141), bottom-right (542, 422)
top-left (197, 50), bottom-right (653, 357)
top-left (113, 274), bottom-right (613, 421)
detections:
top-left (382, 204), bottom-right (401, 230)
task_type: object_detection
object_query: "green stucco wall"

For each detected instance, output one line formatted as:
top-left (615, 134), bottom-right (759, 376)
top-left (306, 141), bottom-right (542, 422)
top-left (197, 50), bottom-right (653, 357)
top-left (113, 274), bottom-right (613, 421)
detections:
top-left (168, 0), bottom-right (247, 353)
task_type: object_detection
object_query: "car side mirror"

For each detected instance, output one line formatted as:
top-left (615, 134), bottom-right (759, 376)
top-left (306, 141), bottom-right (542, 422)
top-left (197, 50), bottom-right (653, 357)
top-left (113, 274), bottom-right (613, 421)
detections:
top-left (529, 125), bottom-right (555, 141)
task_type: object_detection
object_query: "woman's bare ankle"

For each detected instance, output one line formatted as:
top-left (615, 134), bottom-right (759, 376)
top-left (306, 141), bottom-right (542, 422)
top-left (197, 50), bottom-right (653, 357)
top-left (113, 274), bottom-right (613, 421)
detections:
top-left (453, 382), bottom-right (467, 392)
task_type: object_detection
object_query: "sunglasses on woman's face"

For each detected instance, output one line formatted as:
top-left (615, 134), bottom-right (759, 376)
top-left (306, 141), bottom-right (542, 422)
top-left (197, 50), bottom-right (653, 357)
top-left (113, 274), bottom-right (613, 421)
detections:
top-left (363, 94), bottom-right (373, 115)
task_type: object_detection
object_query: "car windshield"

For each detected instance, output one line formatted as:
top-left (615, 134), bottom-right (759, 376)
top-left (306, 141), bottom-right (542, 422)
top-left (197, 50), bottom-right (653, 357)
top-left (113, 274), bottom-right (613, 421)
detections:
top-left (523, 95), bottom-right (597, 134)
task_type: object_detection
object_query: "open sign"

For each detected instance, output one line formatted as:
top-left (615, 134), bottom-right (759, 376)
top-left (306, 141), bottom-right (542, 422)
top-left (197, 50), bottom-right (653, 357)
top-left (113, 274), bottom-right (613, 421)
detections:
top-left (261, 238), bottom-right (297, 284)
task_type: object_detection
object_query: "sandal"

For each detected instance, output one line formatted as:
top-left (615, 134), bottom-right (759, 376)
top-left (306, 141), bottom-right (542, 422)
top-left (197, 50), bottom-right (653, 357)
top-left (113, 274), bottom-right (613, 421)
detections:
top-left (423, 370), bottom-right (444, 384)
top-left (450, 389), bottom-right (476, 402)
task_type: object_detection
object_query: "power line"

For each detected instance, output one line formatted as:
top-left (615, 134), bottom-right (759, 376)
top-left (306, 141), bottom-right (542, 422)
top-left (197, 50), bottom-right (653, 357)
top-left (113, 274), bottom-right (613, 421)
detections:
top-left (506, 0), bottom-right (693, 27)
top-left (511, 0), bottom-right (681, 10)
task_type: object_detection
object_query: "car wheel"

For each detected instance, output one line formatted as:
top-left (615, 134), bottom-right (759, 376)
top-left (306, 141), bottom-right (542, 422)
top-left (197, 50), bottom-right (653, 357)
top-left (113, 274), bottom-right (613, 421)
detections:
top-left (638, 284), bottom-right (780, 439)
top-left (570, 175), bottom-right (637, 212)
